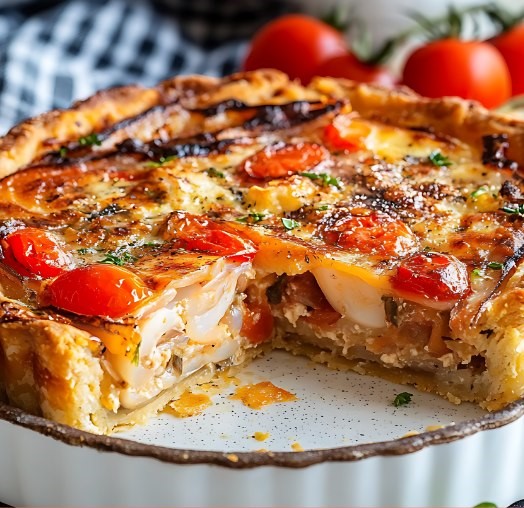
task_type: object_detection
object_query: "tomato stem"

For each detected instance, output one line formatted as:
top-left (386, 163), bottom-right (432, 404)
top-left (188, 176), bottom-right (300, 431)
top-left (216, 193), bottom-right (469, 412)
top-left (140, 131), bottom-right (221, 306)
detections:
top-left (484, 3), bottom-right (524, 32)
top-left (360, 3), bottom-right (512, 65)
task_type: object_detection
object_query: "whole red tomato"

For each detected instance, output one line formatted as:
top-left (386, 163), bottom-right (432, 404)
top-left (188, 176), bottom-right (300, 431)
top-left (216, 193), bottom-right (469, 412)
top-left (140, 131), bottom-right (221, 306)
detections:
top-left (402, 38), bottom-right (511, 108)
top-left (315, 53), bottom-right (396, 87)
top-left (490, 23), bottom-right (524, 97)
top-left (242, 14), bottom-right (347, 84)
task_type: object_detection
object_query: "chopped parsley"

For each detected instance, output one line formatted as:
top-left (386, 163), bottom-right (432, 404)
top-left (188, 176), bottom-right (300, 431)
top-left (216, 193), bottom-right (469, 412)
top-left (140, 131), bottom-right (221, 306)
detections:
top-left (281, 217), bottom-right (300, 230)
top-left (317, 204), bottom-right (330, 211)
top-left (206, 167), bottom-right (225, 178)
top-left (101, 251), bottom-right (137, 266)
top-left (300, 172), bottom-right (342, 188)
top-left (471, 268), bottom-right (484, 278)
top-left (428, 150), bottom-right (452, 167)
top-left (236, 212), bottom-right (266, 224)
top-left (78, 133), bottom-right (102, 147)
top-left (131, 342), bottom-right (141, 367)
top-left (58, 146), bottom-right (68, 158)
top-left (501, 204), bottom-right (524, 216)
top-left (470, 186), bottom-right (488, 199)
top-left (487, 262), bottom-right (504, 270)
top-left (393, 392), bottom-right (413, 407)
top-left (145, 155), bottom-right (177, 168)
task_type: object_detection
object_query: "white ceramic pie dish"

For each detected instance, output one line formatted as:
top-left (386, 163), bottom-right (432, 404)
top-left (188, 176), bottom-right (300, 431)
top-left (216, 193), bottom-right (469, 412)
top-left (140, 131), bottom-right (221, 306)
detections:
top-left (1, 350), bottom-right (524, 507)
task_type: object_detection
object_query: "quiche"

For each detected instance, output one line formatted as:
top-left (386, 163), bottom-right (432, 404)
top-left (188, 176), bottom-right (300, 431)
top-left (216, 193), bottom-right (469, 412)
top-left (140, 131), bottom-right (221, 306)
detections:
top-left (0, 70), bottom-right (524, 435)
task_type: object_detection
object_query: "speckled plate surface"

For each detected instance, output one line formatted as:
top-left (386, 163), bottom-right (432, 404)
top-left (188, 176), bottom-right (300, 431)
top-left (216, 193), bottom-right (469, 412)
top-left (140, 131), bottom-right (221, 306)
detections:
top-left (120, 350), bottom-right (488, 452)
top-left (2, 350), bottom-right (524, 506)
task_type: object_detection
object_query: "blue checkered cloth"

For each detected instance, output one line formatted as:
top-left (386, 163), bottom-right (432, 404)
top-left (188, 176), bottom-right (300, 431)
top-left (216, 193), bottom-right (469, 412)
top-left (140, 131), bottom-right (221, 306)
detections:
top-left (0, 0), bottom-right (294, 134)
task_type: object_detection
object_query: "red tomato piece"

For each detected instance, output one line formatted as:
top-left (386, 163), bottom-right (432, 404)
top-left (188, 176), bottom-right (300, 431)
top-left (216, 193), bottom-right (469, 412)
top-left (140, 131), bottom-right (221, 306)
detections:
top-left (315, 53), bottom-right (396, 88)
top-left (167, 212), bottom-right (257, 263)
top-left (242, 14), bottom-right (347, 84)
top-left (241, 299), bottom-right (274, 345)
top-left (490, 23), bottom-right (524, 96)
top-left (402, 38), bottom-right (511, 109)
top-left (47, 264), bottom-right (152, 318)
top-left (280, 272), bottom-right (342, 327)
top-left (241, 142), bottom-right (328, 180)
top-left (323, 115), bottom-right (370, 152)
top-left (0, 227), bottom-right (71, 278)
top-left (391, 251), bottom-right (470, 303)
top-left (318, 210), bottom-right (417, 257)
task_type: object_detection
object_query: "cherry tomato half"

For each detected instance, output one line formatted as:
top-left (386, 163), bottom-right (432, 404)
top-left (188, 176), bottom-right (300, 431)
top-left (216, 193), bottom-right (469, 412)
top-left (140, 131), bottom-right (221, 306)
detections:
top-left (490, 23), bottom-right (524, 97)
top-left (318, 210), bottom-right (418, 257)
top-left (242, 14), bottom-right (347, 84)
top-left (402, 38), bottom-right (511, 109)
top-left (47, 264), bottom-right (152, 318)
top-left (0, 227), bottom-right (71, 278)
top-left (323, 115), bottom-right (371, 152)
top-left (241, 142), bottom-right (328, 180)
top-left (315, 53), bottom-right (396, 88)
top-left (166, 212), bottom-right (257, 263)
top-left (391, 251), bottom-right (470, 304)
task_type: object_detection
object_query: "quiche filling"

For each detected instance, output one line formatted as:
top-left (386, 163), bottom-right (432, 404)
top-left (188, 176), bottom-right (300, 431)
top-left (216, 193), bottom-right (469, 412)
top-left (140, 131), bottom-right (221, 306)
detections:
top-left (0, 71), bottom-right (523, 433)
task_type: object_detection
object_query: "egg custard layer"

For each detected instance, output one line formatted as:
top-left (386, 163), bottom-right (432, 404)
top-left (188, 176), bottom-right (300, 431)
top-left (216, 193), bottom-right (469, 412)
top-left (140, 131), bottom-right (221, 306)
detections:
top-left (1, 70), bottom-right (524, 433)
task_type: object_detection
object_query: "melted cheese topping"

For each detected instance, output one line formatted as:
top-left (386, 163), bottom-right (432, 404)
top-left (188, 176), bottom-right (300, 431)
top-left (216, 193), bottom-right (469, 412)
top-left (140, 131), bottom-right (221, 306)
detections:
top-left (1, 94), bottom-right (521, 412)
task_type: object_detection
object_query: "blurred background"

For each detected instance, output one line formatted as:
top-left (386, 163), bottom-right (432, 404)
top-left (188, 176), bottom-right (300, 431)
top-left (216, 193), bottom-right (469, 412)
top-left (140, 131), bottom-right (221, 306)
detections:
top-left (0, 0), bottom-right (523, 133)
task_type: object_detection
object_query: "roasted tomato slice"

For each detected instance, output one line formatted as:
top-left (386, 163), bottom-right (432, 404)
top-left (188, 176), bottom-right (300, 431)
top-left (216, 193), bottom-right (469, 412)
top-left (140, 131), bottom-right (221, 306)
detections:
top-left (47, 264), bottom-right (152, 318)
top-left (0, 227), bottom-right (71, 278)
top-left (318, 209), bottom-right (418, 257)
top-left (391, 251), bottom-right (470, 304)
top-left (324, 115), bottom-right (370, 152)
top-left (164, 212), bottom-right (257, 263)
top-left (241, 142), bottom-right (328, 180)
top-left (241, 298), bottom-right (274, 344)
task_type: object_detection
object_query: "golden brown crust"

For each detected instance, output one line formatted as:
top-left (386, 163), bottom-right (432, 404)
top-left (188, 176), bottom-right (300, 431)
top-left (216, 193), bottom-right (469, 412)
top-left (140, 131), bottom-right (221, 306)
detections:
top-left (0, 300), bottom-right (106, 432)
top-left (1, 69), bottom-right (524, 432)
top-left (311, 77), bottom-right (524, 165)
top-left (0, 69), bottom-right (291, 178)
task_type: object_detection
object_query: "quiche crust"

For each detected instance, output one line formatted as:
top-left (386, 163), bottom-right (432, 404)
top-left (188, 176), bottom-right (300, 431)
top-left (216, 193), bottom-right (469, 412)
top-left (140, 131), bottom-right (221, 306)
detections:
top-left (0, 70), bottom-right (524, 433)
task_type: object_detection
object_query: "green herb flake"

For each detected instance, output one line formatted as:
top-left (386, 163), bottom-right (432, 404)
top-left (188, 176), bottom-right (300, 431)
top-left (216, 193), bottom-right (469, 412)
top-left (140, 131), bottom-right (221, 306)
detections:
top-left (487, 262), bottom-right (504, 270)
top-left (145, 155), bottom-right (177, 168)
top-left (236, 212), bottom-right (266, 224)
top-left (58, 146), bottom-right (68, 158)
top-left (501, 204), bottom-right (524, 216)
top-left (317, 204), bottom-right (330, 211)
top-left (393, 392), bottom-right (413, 407)
top-left (78, 133), bottom-right (102, 147)
top-left (300, 172), bottom-right (342, 188)
top-left (131, 342), bottom-right (141, 367)
top-left (428, 151), bottom-right (452, 167)
top-left (471, 268), bottom-right (484, 278)
top-left (206, 167), bottom-right (225, 178)
top-left (101, 251), bottom-right (137, 266)
top-left (281, 218), bottom-right (300, 230)
top-left (470, 186), bottom-right (488, 199)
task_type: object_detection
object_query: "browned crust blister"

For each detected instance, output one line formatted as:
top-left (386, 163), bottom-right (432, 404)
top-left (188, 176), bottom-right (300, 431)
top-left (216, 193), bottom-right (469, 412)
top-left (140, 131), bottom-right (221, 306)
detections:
top-left (0, 70), bottom-right (524, 435)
